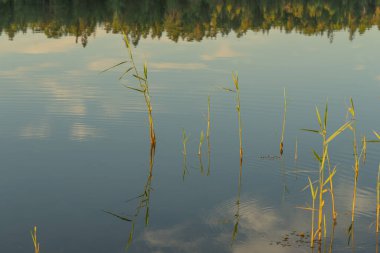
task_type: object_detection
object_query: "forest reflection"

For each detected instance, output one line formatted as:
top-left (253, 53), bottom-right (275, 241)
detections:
top-left (1, 0), bottom-right (380, 46)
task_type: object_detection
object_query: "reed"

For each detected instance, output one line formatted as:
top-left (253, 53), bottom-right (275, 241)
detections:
top-left (308, 177), bottom-right (318, 247)
top-left (224, 73), bottom-right (243, 162)
top-left (207, 96), bottom-right (211, 176)
top-left (377, 163), bottom-right (380, 233)
top-left (182, 129), bottom-right (189, 181)
top-left (347, 98), bottom-right (366, 225)
top-left (280, 88), bottom-right (287, 156)
top-left (31, 226), bottom-right (40, 253)
top-left (302, 102), bottom-right (351, 242)
top-left (374, 131), bottom-right (380, 140)
top-left (198, 130), bottom-right (204, 156)
top-left (294, 138), bottom-right (298, 161)
top-left (104, 31), bottom-right (156, 146)
top-left (362, 135), bottom-right (367, 164)
top-left (327, 156), bottom-right (337, 223)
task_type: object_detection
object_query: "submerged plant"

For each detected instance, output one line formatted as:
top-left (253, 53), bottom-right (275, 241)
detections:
top-left (302, 102), bottom-right (351, 242)
top-left (280, 88), bottom-right (287, 156)
top-left (31, 226), bottom-right (40, 253)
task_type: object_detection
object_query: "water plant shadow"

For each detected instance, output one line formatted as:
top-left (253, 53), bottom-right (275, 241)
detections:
top-left (104, 143), bottom-right (156, 250)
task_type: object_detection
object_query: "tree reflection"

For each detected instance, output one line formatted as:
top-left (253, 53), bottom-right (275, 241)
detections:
top-left (1, 0), bottom-right (380, 45)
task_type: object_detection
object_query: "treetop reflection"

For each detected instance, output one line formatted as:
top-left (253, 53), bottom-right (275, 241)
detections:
top-left (1, 0), bottom-right (380, 46)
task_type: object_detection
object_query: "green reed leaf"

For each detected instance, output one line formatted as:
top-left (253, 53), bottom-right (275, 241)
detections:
top-left (326, 121), bottom-right (351, 144)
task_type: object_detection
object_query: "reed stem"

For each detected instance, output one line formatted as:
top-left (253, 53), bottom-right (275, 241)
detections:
top-left (31, 226), bottom-right (40, 253)
top-left (280, 88), bottom-right (287, 156)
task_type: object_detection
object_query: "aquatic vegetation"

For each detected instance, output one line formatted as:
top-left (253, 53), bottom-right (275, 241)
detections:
top-left (224, 73), bottom-right (243, 163)
top-left (104, 31), bottom-right (156, 146)
top-left (302, 102), bottom-right (351, 242)
top-left (182, 129), bottom-right (189, 181)
top-left (123, 33), bottom-right (156, 146)
top-left (280, 89), bottom-right (287, 156)
top-left (207, 96), bottom-right (211, 176)
top-left (198, 130), bottom-right (204, 156)
top-left (377, 164), bottom-right (380, 233)
top-left (31, 226), bottom-right (40, 253)
top-left (306, 177), bottom-right (318, 247)
top-left (294, 138), bottom-right (298, 161)
top-left (347, 98), bottom-right (367, 226)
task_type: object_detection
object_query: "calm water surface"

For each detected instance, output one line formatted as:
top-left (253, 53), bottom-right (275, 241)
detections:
top-left (1, 1), bottom-right (380, 252)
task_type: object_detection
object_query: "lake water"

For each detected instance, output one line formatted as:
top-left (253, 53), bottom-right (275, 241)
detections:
top-left (1, 1), bottom-right (380, 252)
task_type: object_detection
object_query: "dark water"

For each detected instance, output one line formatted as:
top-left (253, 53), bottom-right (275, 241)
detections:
top-left (1, 1), bottom-right (380, 252)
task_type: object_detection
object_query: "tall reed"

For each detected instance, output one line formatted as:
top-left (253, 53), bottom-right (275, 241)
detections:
top-left (224, 73), bottom-right (243, 163)
top-left (307, 177), bottom-right (318, 247)
top-left (31, 226), bottom-right (40, 253)
top-left (294, 138), bottom-right (298, 161)
top-left (104, 31), bottom-right (156, 146)
top-left (302, 103), bottom-right (351, 242)
top-left (347, 98), bottom-right (366, 225)
top-left (280, 89), bottom-right (287, 156)
top-left (198, 130), bottom-right (204, 156)
top-left (182, 129), bottom-right (189, 181)
top-left (377, 163), bottom-right (380, 233)
top-left (207, 96), bottom-right (211, 176)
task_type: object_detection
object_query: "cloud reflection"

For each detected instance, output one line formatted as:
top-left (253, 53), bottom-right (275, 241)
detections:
top-left (20, 121), bottom-right (50, 139)
top-left (150, 62), bottom-right (207, 70)
top-left (70, 123), bottom-right (101, 141)
top-left (201, 43), bottom-right (241, 61)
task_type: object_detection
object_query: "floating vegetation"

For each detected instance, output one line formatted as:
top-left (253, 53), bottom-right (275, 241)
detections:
top-left (280, 88), bottom-right (287, 156)
top-left (30, 226), bottom-right (40, 253)
top-left (259, 155), bottom-right (281, 160)
top-left (270, 231), bottom-right (311, 248)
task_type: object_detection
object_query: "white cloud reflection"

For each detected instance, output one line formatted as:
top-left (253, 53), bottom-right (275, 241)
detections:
top-left (143, 224), bottom-right (204, 253)
top-left (142, 196), bottom-right (310, 253)
top-left (201, 43), bottom-right (241, 61)
top-left (20, 120), bottom-right (50, 139)
top-left (70, 123), bottom-right (101, 141)
top-left (150, 62), bottom-right (207, 70)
